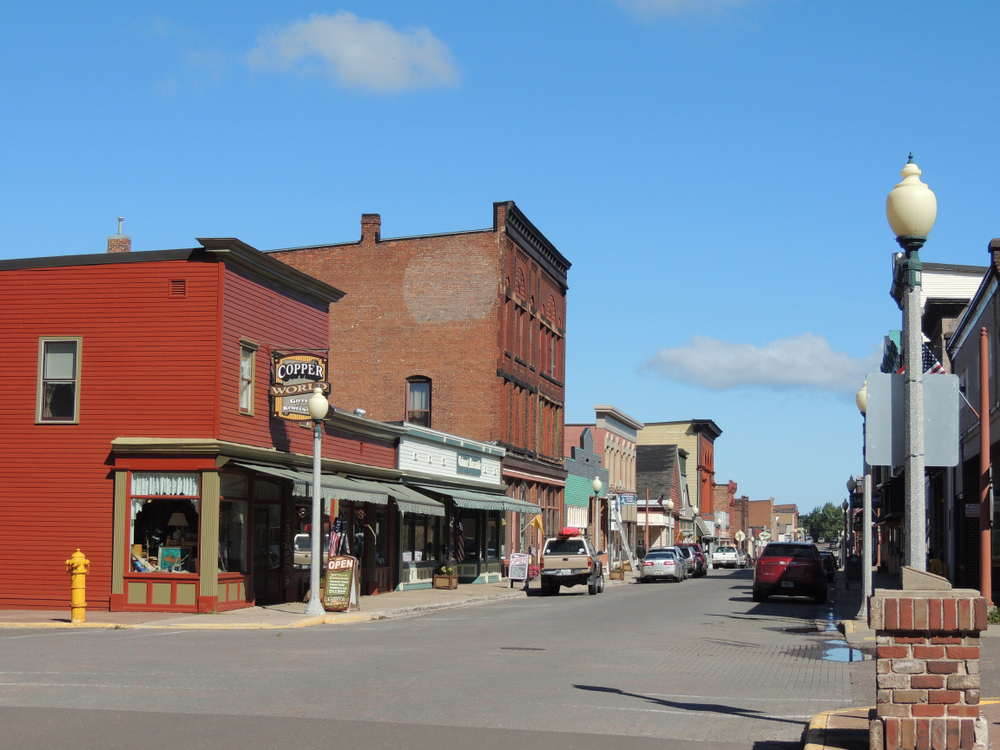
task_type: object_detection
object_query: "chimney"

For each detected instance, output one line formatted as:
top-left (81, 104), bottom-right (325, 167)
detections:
top-left (360, 213), bottom-right (380, 244)
top-left (107, 217), bottom-right (131, 253)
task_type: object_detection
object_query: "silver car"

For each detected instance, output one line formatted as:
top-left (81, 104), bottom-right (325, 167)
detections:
top-left (639, 548), bottom-right (686, 582)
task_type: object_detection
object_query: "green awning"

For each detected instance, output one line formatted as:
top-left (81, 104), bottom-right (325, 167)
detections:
top-left (346, 477), bottom-right (445, 517)
top-left (413, 484), bottom-right (540, 514)
top-left (233, 462), bottom-right (388, 505)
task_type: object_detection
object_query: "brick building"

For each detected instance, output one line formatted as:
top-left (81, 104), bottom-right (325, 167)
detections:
top-left (270, 202), bottom-right (571, 560)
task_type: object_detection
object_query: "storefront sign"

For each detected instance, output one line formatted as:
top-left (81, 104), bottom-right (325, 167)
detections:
top-left (271, 352), bottom-right (329, 421)
top-left (323, 555), bottom-right (359, 611)
top-left (619, 494), bottom-right (636, 505)
top-left (508, 552), bottom-right (530, 581)
top-left (456, 452), bottom-right (483, 477)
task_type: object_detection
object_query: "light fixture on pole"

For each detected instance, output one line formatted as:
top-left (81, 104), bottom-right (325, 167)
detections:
top-left (855, 380), bottom-right (874, 617)
top-left (886, 154), bottom-right (937, 571)
top-left (841, 499), bottom-right (850, 569)
top-left (592, 477), bottom-right (602, 550)
top-left (666, 498), bottom-right (675, 545)
top-left (304, 386), bottom-right (329, 616)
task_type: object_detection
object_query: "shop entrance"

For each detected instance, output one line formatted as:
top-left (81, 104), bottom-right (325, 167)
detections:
top-left (252, 501), bottom-right (283, 604)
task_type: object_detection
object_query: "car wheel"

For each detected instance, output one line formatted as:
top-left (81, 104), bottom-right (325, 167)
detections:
top-left (752, 587), bottom-right (766, 602)
top-left (598, 575), bottom-right (606, 593)
top-left (588, 579), bottom-right (597, 595)
top-left (541, 580), bottom-right (557, 596)
top-left (814, 589), bottom-right (827, 604)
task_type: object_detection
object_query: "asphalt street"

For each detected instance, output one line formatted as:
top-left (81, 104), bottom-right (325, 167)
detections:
top-left (0, 568), bottom-right (941, 750)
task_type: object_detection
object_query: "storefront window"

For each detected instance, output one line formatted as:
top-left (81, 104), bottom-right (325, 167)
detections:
top-left (402, 515), bottom-right (439, 563)
top-left (374, 509), bottom-right (387, 566)
top-left (460, 514), bottom-right (479, 561)
top-left (130, 472), bottom-right (200, 574)
top-left (487, 517), bottom-right (499, 560)
top-left (219, 500), bottom-right (247, 573)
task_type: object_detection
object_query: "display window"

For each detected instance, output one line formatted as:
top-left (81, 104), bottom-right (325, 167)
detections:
top-left (219, 473), bottom-right (248, 573)
top-left (130, 472), bottom-right (200, 574)
top-left (460, 513), bottom-right (479, 561)
top-left (402, 515), bottom-right (439, 563)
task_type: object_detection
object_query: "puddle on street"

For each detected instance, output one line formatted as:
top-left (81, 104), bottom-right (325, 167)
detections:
top-left (820, 640), bottom-right (872, 662)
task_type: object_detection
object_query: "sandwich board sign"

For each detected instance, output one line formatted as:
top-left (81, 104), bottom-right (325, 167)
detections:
top-left (323, 555), bottom-right (359, 612)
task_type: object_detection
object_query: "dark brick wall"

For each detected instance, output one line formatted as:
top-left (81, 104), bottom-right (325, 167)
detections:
top-left (269, 204), bottom-right (567, 466)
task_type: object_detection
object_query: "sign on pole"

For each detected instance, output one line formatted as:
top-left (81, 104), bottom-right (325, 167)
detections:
top-left (864, 372), bottom-right (959, 468)
top-left (271, 352), bottom-right (330, 421)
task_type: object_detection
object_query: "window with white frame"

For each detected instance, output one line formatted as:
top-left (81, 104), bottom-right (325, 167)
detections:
top-left (406, 378), bottom-right (431, 427)
top-left (37, 337), bottom-right (82, 423)
top-left (239, 342), bottom-right (257, 414)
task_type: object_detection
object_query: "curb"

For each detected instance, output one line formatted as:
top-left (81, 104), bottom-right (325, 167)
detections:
top-left (0, 588), bottom-right (529, 631)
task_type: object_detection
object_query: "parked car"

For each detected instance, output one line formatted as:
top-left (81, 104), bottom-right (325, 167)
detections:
top-left (639, 548), bottom-right (686, 582)
top-left (736, 549), bottom-right (749, 569)
top-left (753, 542), bottom-right (827, 603)
top-left (711, 545), bottom-right (739, 569)
top-left (818, 550), bottom-right (837, 582)
top-left (539, 527), bottom-right (605, 596)
top-left (677, 543), bottom-right (707, 577)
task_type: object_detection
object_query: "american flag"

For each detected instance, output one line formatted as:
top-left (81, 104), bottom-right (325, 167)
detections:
top-left (896, 342), bottom-right (946, 375)
top-left (455, 521), bottom-right (466, 563)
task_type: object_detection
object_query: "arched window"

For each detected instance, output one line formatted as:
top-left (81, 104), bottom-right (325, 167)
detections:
top-left (405, 378), bottom-right (431, 427)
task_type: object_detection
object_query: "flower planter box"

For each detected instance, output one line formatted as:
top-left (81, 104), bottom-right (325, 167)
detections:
top-left (433, 574), bottom-right (458, 590)
top-left (609, 570), bottom-right (625, 580)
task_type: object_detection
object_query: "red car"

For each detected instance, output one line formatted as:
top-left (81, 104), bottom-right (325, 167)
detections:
top-left (752, 542), bottom-right (827, 603)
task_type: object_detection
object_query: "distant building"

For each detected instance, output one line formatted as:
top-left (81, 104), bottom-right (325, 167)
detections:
top-left (638, 420), bottom-right (722, 545)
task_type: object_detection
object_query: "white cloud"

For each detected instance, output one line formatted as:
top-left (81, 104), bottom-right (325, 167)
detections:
top-left (247, 12), bottom-right (459, 93)
top-left (616, 0), bottom-right (758, 19)
top-left (641, 334), bottom-right (879, 393)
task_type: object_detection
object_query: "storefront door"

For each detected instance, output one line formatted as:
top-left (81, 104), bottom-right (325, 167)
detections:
top-left (252, 501), bottom-right (282, 604)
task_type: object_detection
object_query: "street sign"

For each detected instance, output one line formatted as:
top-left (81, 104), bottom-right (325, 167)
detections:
top-left (734, 531), bottom-right (746, 542)
top-left (865, 372), bottom-right (959, 468)
top-left (758, 531), bottom-right (771, 541)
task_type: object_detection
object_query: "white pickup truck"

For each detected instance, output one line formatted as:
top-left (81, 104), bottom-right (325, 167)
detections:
top-left (711, 545), bottom-right (740, 569)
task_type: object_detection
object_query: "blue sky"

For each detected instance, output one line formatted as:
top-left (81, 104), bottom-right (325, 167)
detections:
top-left (3, 1), bottom-right (999, 512)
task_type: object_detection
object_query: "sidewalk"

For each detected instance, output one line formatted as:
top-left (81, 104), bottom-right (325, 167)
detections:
top-left (0, 573), bottom-right (637, 631)
top-left (805, 569), bottom-right (999, 750)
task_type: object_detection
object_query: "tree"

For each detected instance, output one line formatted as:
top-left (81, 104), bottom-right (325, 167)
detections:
top-left (801, 502), bottom-right (844, 543)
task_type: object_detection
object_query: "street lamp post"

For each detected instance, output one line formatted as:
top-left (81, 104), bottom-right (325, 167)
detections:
top-left (841, 499), bottom-right (850, 570)
top-left (886, 154), bottom-right (937, 571)
top-left (592, 477), bottom-right (603, 553)
top-left (304, 386), bottom-right (330, 616)
top-left (666, 498), bottom-right (675, 545)
top-left (855, 380), bottom-right (873, 617)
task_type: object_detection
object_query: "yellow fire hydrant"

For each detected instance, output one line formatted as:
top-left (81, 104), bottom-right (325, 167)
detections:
top-left (65, 548), bottom-right (91, 624)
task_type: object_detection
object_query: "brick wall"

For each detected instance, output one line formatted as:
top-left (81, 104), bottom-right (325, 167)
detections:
top-left (869, 592), bottom-right (989, 750)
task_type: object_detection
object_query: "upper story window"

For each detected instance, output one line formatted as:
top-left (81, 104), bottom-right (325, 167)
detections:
top-left (36, 337), bottom-right (81, 423)
top-left (406, 378), bottom-right (431, 428)
top-left (239, 341), bottom-right (258, 415)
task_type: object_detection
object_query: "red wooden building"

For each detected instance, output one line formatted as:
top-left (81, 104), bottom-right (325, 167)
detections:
top-left (0, 238), bottom-right (419, 613)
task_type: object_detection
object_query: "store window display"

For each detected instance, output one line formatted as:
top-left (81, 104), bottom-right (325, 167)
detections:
top-left (130, 472), bottom-right (200, 573)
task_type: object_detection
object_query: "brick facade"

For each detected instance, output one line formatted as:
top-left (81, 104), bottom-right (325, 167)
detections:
top-left (270, 202), bottom-right (571, 559)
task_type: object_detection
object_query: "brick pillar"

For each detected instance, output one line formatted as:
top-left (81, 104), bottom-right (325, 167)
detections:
top-left (360, 213), bottom-right (380, 243)
top-left (869, 587), bottom-right (989, 750)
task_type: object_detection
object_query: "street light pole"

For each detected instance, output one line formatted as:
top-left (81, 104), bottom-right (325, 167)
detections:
top-left (886, 154), bottom-right (937, 572)
top-left (304, 386), bottom-right (330, 616)
top-left (592, 477), bottom-right (603, 553)
top-left (856, 380), bottom-right (873, 617)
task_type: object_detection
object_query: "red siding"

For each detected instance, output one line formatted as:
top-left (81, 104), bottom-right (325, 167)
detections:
top-left (218, 265), bottom-right (395, 467)
top-left (0, 260), bottom-right (220, 608)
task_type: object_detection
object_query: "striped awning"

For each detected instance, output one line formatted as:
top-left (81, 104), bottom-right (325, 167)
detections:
top-left (233, 462), bottom-right (388, 505)
top-left (414, 484), bottom-right (540, 514)
top-left (346, 478), bottom-right (445, 517)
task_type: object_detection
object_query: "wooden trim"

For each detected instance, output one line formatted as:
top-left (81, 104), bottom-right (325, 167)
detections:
top-left (35, 336), bottom-right (83, 424)
top-left (199, 471), bottom-right (220, 601)
top-left (112, 470), bottom-right (128, 595)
